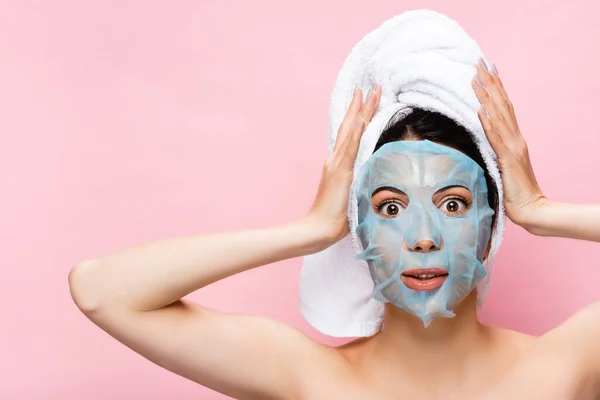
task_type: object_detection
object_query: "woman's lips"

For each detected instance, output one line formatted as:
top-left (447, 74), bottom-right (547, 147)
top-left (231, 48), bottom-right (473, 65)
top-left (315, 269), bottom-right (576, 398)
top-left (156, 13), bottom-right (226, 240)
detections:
top-left (400, 268), bottom-right (448, 292)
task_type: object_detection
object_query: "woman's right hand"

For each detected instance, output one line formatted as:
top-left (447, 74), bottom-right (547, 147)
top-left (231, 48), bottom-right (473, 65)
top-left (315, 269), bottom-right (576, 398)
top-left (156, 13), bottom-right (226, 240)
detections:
top-left (306, 84), bottom-right (381, 247)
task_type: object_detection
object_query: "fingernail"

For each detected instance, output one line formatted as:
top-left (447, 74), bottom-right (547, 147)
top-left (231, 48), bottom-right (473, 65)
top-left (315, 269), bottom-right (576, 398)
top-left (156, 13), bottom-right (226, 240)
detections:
top-left (366, 88), bottom-right (373, 101)
top-left (479, 58), bottom-right (489, 73)
top-left (474, 75), bottom-right (484, 88)
top-left (491, 64), bottom-right (499, 76)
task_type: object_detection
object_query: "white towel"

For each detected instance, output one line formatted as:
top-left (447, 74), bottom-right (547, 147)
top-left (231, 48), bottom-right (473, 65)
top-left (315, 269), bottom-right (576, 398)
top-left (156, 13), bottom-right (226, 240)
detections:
top-left (299, 9), bottom-right (505, 338)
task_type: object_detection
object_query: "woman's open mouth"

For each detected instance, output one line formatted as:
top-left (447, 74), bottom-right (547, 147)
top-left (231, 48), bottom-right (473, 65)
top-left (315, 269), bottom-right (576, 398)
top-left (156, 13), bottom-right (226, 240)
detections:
top-left (400, 268), bottom-right (448, 291)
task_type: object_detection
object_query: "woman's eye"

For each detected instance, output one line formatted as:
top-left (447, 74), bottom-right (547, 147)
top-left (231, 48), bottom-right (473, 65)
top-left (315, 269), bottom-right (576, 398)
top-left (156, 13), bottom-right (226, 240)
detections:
top-left (378, 201), bottom-right (404, 217)
top-left (439, 198), bottom-right (467, 215)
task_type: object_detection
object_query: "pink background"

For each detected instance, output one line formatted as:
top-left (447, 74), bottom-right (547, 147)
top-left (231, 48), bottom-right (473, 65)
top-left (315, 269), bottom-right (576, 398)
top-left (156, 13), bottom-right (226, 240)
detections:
top-left (2, 0), bottom-right (599, 398)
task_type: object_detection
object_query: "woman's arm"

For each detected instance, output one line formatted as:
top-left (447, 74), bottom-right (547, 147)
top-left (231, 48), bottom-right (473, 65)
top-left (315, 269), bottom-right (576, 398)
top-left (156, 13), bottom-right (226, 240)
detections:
top-left (520, 201), bottom-right (600, 242)
top-left (69, 84), bottom-right (381, 400)
top-left (70, 219), bottom-right (328, 313)
top-left (471, 60), bottom-right (600, 243)
top-left (472, 61), bottom-right (600, 392)
top-left (69, 219), bottom-right (331, 400)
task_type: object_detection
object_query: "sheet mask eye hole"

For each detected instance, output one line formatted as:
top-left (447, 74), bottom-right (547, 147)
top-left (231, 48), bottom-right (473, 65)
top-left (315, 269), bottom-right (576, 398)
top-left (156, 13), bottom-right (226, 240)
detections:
top-left (377, 201), bottom-right (404, 218)
top-left (439, 198), bottom-right (468, 216)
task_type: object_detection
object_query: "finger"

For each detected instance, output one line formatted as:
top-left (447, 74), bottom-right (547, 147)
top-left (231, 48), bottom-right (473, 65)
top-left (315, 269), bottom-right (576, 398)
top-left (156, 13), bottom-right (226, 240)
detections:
top-left (359, 84), bottom-right (381, 124)
top-left (339, 112), bottom-right (368, 169)
top-left (471, 76), bottom-right (512, 142)
top-left (475, 61), bottom-right (519, 134)
top-left (337, 85), bottom-right (378, 158)
top-left (335, 85), bottom-right (381, 168)
top-left (334, 89), bottom-right (363, 152)
top-left (349, 114), bottom-right (367, 147)
top-left (489, 64), bottom-right (510, 105)
top-left (477, 104), bottom-right (509, 158)
top-left (350, 85), bottom-right (380, 147)
top-left (489, 64), bottom-right (512, 112)
top-left (489, 64), bottom-right (521, 134)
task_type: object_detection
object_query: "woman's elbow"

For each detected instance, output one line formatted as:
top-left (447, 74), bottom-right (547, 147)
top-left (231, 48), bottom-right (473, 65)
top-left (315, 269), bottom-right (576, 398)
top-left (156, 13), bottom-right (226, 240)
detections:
top-left (69, 260), bottom-right (105, 315)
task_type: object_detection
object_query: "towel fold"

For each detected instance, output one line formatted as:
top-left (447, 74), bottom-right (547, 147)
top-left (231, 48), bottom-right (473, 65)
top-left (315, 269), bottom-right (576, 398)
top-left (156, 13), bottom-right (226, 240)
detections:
top-left (299, 9), bottom-right (506, 338)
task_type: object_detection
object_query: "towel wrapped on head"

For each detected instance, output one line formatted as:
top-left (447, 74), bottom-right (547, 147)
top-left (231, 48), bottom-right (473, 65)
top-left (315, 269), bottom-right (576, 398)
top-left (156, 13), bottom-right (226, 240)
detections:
top-left (299, 9), bottom-right (505, 338)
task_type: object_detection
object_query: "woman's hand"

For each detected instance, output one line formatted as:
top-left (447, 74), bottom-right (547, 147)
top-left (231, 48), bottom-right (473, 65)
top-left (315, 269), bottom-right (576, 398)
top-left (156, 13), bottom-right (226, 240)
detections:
top-left (306, 84), bottom-right (381, 247)
top-left (471, 59), bottom-right (547, 229)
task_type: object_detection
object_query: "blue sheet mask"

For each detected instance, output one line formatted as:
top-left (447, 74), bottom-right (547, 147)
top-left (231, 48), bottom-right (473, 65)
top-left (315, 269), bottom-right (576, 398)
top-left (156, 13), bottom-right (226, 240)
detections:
top-left (355, 140), bottom-right (494, 327)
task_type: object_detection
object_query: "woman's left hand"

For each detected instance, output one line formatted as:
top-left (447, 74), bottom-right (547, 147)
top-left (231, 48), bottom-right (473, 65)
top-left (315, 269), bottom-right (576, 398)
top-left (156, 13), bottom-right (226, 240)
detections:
top-left (471, 59), bottom-right (547, 229)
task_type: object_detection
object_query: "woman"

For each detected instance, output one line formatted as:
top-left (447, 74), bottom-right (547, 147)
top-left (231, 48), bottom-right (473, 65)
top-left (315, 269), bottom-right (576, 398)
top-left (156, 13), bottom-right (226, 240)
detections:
top-left (69, 60), bottom-right (600, 399)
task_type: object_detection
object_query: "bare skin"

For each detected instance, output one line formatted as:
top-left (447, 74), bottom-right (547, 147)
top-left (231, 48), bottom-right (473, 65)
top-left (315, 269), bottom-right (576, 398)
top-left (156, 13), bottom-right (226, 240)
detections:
top-left (69, 61), bottom-right (600, 399)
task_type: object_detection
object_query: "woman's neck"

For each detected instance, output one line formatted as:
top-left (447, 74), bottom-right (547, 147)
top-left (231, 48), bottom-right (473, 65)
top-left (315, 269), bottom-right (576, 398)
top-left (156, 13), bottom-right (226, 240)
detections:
top-left (362, 291), bottom-right (499, 380)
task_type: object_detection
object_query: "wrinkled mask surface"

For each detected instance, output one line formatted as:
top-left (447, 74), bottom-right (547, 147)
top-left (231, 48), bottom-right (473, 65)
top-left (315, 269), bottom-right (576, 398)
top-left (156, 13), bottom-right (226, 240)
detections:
top-left (355, 140), bottom-right (494, 327)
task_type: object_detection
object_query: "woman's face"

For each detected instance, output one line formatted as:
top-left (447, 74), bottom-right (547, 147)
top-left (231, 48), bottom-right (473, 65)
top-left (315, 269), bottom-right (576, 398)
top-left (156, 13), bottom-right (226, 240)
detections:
top-left (355, 140), bottom-right (494, 327)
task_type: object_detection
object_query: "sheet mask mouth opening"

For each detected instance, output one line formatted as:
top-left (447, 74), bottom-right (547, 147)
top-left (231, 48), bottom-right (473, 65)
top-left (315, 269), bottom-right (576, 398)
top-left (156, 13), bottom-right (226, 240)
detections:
top-left (404, 273), bottom-right (448, 280)
top-left (400, 269), bottom-right (449, 292)
top-left (401, 268), bottom-right (449, 279)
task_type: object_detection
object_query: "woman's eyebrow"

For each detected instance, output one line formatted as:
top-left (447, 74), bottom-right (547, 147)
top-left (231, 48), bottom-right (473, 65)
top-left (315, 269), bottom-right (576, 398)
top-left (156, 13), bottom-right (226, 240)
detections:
top-left (372, 186), bottom-right (406, 197)
top-left (433, 185), bottom-right (470, 195)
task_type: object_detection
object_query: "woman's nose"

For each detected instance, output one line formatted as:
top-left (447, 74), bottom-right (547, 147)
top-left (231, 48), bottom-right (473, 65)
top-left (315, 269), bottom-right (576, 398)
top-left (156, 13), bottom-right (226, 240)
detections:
top-left (405, 238), bottom-right (443, 253)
